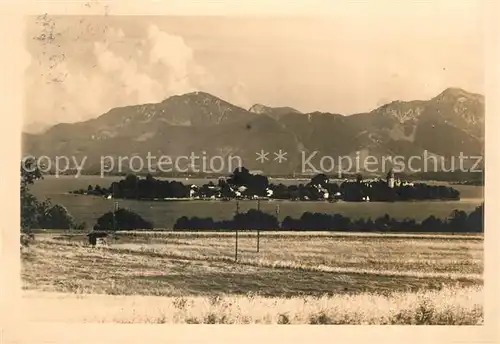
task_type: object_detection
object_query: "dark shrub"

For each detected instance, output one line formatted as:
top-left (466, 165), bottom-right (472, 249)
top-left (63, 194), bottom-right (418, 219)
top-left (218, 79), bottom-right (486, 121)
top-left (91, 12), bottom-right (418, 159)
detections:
top-left (38, 204), bottom-right (76, 230)
top-left (94, 208), bottom-right (153, 231)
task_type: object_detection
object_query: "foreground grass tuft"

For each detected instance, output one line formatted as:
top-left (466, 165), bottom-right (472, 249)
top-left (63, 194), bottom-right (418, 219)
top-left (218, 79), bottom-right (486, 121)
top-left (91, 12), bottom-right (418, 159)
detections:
top-left (23, 285), bottom-right (482, 325)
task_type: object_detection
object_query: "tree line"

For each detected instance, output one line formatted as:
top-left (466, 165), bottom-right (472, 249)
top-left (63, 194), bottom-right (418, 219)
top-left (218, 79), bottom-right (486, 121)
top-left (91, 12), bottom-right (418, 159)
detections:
top-left (170, 205), bottom-right (483, 233)
top-left (88, 203), bottom-right (484, 234)
top-left (71, 167), bottom-right (461, 202)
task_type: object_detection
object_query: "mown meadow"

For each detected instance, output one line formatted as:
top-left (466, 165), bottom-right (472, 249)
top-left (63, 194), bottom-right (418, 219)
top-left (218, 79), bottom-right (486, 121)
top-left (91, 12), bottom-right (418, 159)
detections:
top-left (21, 231), bottom-right (483, 324)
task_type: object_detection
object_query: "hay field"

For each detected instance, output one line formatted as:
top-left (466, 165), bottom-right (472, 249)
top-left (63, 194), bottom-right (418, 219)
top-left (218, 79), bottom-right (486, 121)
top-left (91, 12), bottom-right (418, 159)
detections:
top-left (21, 231), bottom-right (483, 324)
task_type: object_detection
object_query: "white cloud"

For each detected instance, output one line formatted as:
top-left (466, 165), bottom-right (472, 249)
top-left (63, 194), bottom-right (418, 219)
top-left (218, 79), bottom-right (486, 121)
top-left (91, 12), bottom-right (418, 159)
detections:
top-left (24, 15), bottom-right (483, 128)
top-left (25, 23), bottom-right (217, 127)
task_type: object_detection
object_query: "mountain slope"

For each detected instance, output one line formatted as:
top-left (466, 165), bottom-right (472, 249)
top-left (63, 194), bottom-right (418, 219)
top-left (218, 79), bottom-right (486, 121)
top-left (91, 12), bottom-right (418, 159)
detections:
top-left (249, 103), bottom-right (302, 120)
top-left (22, 88), bottom-right (484, 175)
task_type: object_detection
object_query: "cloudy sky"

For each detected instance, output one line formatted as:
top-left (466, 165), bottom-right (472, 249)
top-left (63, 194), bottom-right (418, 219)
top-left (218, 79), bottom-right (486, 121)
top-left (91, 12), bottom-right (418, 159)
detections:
top-left (24, 2), bottom-right (484, 129)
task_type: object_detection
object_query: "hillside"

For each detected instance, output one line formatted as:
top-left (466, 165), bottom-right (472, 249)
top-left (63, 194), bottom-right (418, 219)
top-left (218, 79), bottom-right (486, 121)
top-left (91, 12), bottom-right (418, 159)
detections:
top-left (22, 88), bottom-right (484, 175)
top-left (249, 104), bottom-right (302, 120)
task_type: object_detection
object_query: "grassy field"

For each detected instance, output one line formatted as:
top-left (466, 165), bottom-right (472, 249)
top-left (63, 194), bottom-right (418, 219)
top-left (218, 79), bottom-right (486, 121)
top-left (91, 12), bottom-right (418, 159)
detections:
top-left (21, 231), bottom-right (483, 324)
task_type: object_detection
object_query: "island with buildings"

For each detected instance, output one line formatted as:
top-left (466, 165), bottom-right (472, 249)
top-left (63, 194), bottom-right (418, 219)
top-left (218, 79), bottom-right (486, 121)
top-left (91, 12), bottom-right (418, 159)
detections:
top-left (70, 167), bottom-right (460, 202)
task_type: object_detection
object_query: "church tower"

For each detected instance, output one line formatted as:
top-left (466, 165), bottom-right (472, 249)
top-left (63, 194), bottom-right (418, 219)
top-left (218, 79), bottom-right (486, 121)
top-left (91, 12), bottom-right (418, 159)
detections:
top-left (386, 169), bottom-right (395, 188)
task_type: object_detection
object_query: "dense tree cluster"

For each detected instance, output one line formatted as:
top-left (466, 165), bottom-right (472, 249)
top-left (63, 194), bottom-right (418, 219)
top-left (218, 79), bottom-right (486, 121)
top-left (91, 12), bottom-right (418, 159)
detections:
top-left (72, 168), bottom-right (461, 202)
top-left (93, 208), bottom-right (154, 231)
top-left (71, 174), bottom-right (190, 199)
top-left (269, 173), bottom-right (460, 202)
top-left (21, 158), bottom-right (84, 231)
top-left (226, 167), bottom-right (270, 197)
top-left (173, 209), bottom-right (280, 231)
top-left (173, 204), bottom-right (483, 233)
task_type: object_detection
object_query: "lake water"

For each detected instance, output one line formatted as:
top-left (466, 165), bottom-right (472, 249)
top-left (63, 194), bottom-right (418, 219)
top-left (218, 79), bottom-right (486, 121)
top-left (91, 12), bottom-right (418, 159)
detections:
top-left (29, 176), bottom-right (484, 229)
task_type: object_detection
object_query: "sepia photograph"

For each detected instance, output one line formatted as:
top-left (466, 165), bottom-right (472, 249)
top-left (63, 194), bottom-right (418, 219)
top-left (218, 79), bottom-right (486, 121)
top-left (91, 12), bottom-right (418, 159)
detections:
top-left (8, 0), bottom-right (495, 336)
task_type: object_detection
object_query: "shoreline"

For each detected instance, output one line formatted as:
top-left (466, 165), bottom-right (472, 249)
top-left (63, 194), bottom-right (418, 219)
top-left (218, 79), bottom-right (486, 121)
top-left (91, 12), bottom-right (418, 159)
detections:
top-left (66, 193), bottom-right (463, 203)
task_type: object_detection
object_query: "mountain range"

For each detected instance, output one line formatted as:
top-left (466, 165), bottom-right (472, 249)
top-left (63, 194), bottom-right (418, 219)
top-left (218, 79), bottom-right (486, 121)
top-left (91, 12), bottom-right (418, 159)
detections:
top-left (22, 88), bottom-right (484, 176)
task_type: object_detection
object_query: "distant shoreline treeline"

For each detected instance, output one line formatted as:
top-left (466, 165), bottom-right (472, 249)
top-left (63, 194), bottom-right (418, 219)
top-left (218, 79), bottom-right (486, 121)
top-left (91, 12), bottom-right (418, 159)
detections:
top-left (47, 169), bottom-right (484, 185)
top-left (72, 167), bottom-right (461, 202)
top-left (93, 204), bottom-right (484, 233)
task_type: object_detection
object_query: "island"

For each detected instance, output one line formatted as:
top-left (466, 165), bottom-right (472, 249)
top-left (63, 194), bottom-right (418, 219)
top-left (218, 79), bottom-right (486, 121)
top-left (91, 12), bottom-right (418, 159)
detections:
top-left (70, 167), bottom-right (460, 202)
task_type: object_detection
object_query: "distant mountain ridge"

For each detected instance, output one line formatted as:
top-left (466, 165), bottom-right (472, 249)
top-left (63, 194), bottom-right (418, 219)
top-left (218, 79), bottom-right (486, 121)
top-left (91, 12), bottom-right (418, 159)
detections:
top-left (22, 88), bottom-right (484, 175)
top-left (249, 103), bottom-right (302, 120)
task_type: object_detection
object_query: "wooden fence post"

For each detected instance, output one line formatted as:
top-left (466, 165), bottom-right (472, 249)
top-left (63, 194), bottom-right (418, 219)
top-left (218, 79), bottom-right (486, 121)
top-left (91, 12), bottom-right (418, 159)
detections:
top-left (235, 200), bottom-right (240, 262)
top-left (256, 199), bottom-right (260, 252)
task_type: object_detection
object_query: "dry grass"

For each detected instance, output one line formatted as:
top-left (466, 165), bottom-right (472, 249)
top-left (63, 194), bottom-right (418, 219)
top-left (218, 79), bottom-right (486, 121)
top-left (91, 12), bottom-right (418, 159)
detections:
top-left (23, 285), bottom-right (483, 324)
top-left (21, 232), bottom-right (483, 324)
top-left (115, 230), bottom-right (484, 240)
top-left (50, 231), bottom-right (484, 275)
